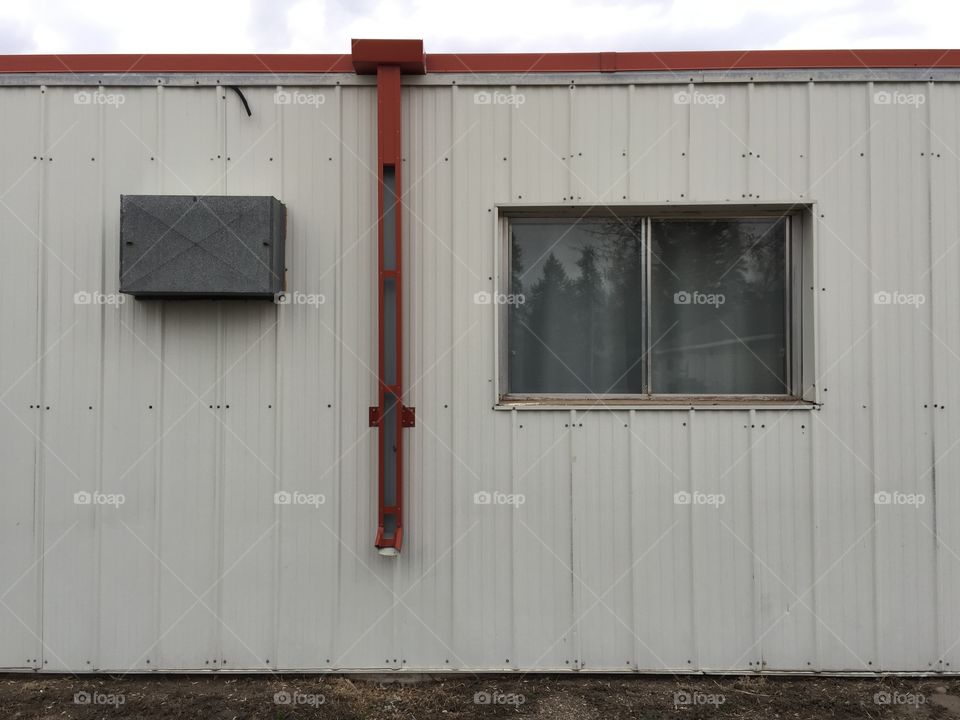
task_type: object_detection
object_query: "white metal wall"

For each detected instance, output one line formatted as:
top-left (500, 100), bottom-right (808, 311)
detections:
top-left (0, 74), bottom-right (955, 673)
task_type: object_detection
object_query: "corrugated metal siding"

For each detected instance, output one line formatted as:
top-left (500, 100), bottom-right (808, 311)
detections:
top-left (0, 77), bottom-right (954, 672)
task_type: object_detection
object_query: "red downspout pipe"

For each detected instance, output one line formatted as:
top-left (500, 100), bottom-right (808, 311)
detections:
top-left (355, 40), bottom-right (424, 556)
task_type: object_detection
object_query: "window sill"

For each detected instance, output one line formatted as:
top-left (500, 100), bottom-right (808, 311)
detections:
top-left (496, 396), bottom-right (818, 411)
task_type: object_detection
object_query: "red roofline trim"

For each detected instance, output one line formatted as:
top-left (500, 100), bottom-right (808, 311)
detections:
top-left (0, 47), bottom-right (959, 75)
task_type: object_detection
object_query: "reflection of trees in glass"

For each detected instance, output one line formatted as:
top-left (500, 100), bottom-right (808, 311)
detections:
top-left (650, 219), bottom-right (785, 308)
top-left (592, 219), bottom-right (645, 393)
top-left (650, 219), bottom-right (787, 394)
top-left (510, 240), bottom-right (584, 392)
top-left (508, 217), bottom-right (788, 396)
top-left (508, 238), bottom-right (529, 390)
top-left (526, 253), bottom-right (577, 391)
top-left (572, 246), bottom-right (606, 388)
top-left (510, 220), bottom-right (647, 394)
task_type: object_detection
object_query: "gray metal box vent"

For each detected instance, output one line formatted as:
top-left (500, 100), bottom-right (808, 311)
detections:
top-left (120, 195), bottom-right (286, 298)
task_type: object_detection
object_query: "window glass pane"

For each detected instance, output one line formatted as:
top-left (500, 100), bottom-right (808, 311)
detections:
top-left (509, 219), bottom-right (645, 394)
top-left (650, 218), bottom-right (788, 394)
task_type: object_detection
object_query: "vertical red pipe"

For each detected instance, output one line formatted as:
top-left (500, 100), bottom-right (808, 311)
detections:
top-left (374, 65), bottom-right (404, 553)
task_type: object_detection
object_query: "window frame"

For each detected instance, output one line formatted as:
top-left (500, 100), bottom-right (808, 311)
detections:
top-left (494, 204), bottom-right (817, 409)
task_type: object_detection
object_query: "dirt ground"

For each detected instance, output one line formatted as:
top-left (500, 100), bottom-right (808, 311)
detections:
top-left (3, 673), bottom-right (960, 719)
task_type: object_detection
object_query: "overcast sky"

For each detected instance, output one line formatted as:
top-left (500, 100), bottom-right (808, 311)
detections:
top-left (0, 0), bottom-right (955, 55)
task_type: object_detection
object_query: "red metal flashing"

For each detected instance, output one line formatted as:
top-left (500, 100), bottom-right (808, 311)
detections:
top-left (1, 48), bottom-right (959, 75)
top-left (423, 49), bottom-right (960, 73)
top-left (352, 39), bottom-right (425, 74)
top-left (0, 53), bottom-right (354, 74)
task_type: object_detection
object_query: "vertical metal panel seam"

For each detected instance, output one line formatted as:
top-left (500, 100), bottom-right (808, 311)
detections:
top-left (806, 79), bottom-right (822, 671)
top-left (805, 82), bottom-right (813, 194)
top-left (745, 87), bottom-right (759, 669)
top-left (564, 80), bottom-right (577, 202)
top-left (687, 407), bottom-right (698, 669)
top-left (449, 82), bottom-right (460, 667)
top-left (451, 85), bottom-right (461, 667)
top-left (490, 117), bottom-right (501, 404)
top-left (214, 84), bottom-right (227, 668)
top-left (626, 85), bottom-right (634, 201)
top-left (866, 80), bottom-right (882, 671)
top-left (494, 89), bottom-right (514, 668)
top-left (151, 83), bottom-right (165, 666)
top-left (748, 408), bottom-right (762, 668)
top-left (270, 90), bottom-right (283, 670)
top-left (627, 408), bottom-right (639, 669)
top-left (926, 79), bottom-right (941, 669)
top-left (809, 397), bottom-right (821, 670)
top-left (33, 84), bottom-right (47, 670)
top-left (332, 82), bottom-right (343, 670)
top-left (510, 409), bottom-right (519, 666)
top-left (93, 90), bottom-right (106, 670)
top-left (213, 299), bottom-right (225, 668)
top-left (508, 85), bottom-right (515, 202)
top-left (569, 408), bottom-right (580, 668)
top-left (746, 83), bottom-right (754, 198)
top-left (685, 82), bottom-right (693, 198)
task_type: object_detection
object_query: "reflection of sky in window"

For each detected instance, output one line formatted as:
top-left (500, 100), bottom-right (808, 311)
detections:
top-left (513, 221), bottom-right (627, 291)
